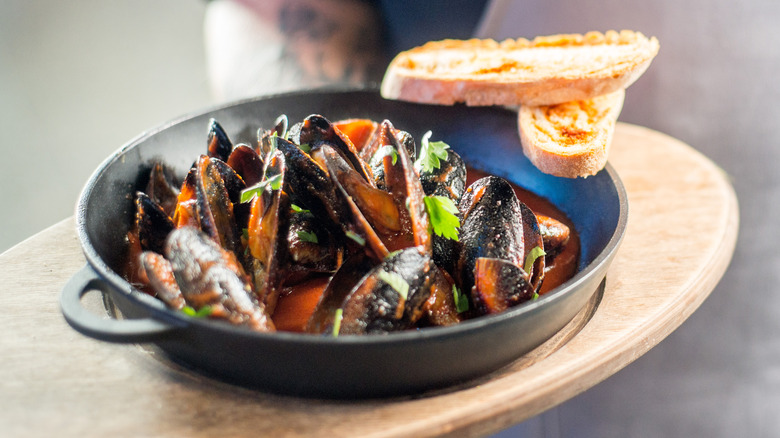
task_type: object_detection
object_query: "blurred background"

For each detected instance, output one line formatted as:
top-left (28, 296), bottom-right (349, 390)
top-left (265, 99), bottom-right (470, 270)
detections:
top-left (2, 0), bottom-right (778, 437)
top-left (0, 1), bottom-right (211, 252)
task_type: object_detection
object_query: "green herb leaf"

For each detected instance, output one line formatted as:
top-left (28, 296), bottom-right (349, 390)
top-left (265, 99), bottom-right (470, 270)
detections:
top-left (239, 173), bottom-right (283, 203)
top-left (377, 270), bottom-right (409, 300)
top-left (375, 145), bottom-right (398, 166)
top-left (181, 305), bottom-right (213, 318)
top-left (423, 195), bottom-right (460, 241)
top-left (332, 308), bottom-right (343, 337)
top-left (523, 245), bottom-right (546, 274)
top-left (268, 173), bottom-right (283, 190)
top-left (239, 188), bottom-right (258, 204)
top-left (531, 292), bottom-right (540, 300)
top-left (345, 230), bottom-right (366, 246)
top-left (298, 142), bottom-right (311, 153)
top-left (385, 249), bottom-right (403, 260)
top-left (267, 132), bottom-right (278, 153)
top-left (296, 230), bottom-right (319, 244)
top-left (415, 131), bottom-right (450, 173)
top-left (452, 284), bottom-right (469, 313)
top-left (291, 204), bottom-right (310, 214)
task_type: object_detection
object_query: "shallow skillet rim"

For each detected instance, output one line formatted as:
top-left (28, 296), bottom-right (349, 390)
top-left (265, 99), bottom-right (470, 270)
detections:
top-left (74, 86), bottom-right (629, 346)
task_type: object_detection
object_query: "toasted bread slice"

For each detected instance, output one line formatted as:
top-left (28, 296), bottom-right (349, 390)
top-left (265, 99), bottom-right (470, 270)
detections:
top-left (519, 89), bottom-right (625, 178)
top-left (381, 30), bottom-right (658, 107)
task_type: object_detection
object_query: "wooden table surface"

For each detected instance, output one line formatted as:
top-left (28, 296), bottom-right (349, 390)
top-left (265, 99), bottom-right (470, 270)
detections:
top-left (0, 124), bottom-right (738, 438)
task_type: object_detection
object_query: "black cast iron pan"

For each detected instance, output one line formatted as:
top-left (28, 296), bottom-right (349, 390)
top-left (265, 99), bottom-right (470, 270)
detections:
top-left (60, 88), bottom-right (627, 399)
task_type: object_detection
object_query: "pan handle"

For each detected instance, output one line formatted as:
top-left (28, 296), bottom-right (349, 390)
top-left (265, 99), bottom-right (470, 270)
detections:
top-left (60, 265), bottom-right (183, 343)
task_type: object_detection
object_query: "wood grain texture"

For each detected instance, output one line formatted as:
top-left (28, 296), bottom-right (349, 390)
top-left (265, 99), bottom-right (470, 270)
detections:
top-left (0, 123), bottom-right (738, 438)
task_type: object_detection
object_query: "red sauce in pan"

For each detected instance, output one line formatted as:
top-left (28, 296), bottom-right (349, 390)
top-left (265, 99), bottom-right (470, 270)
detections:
top-left (273, 276), bottom-right (330, 332)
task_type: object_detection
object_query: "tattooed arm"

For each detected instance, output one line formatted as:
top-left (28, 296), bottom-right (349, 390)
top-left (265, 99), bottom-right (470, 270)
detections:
top-left (204, 0), bottom-right (384, 102)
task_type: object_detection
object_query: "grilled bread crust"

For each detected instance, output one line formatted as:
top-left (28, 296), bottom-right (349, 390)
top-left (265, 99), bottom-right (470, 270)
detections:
top-left (518, 90), bottom-right (625, 178)
top-left (380, 30), bottom-right (658, 107)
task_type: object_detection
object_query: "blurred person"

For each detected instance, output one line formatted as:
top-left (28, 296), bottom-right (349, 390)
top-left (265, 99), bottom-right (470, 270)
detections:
top-left (204, 0), bottom-right (493, 102)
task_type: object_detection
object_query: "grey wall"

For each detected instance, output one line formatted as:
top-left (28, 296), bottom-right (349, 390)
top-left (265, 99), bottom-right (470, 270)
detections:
top-left (0, 1), bottom-right (211, 252)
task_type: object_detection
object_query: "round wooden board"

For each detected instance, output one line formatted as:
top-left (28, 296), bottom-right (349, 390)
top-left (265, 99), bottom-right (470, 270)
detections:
top-left (0, 123), bottom-right (738, 437)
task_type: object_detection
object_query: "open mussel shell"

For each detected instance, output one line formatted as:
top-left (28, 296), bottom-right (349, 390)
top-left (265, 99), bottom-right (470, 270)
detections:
top-left (314, 144), bottom-right (391, 259)
top-left (366, 121), bottom-right (417, 190)
top-left (211, 157), bottom-right (247, 205)
top-left (66, 89), bottom-right (627, 398)
top-left (272, 136), bottom-right (345, 228)
top-left (305, 256), bottom-right (375, 334)
top-left (286, 210), bottom-right (341, 275)
top-left (166, 226), bottom-right (275, 331)
top-left (374, 121), bottom-right (430, 252)
top-left (168, 155), bottom-right (242, 258)
top-left (139, 250), bottom-right (186, 310)
top-left (307, 247), bottom-right (435, 336)
top-left (538, 214), bottom-right (571, 259)
top-left (135, 191), bottom-right (174, 254)
top-left (334, 118), bottom-right (378, 155)
top-left (472, 257), bottom-right (535, 314)
top-left (207, 118), bottom-right (233, 162)
top-left (419, 147), bottom-right (466, 201)
top-left (144, 162), bottom-right (180, 217)
top-left (226, 144), bottom-right (264, 187)
top-left (246, 150), bottom-right (291, 313)
top-left (457, 176), bottom-right (533, 301)
top-left (193, 155), bottom-right (243, 256)
top-left (298, 114), bottom-right (373, 183)
top-left (339, 246), bottom-right (434, 335)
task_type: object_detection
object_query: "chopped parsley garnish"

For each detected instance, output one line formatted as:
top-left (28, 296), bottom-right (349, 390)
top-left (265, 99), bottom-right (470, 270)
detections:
top-left (385, 249), bottom-right (403, 260)
top-left (452, 284), bottom-right (469, 313)
top-left (531, 292), bottom-right (540, 301)
top-left (296, 230), bottom-right (319, 244)
top-left (423, 195), bottom-right (460, 241)
top-left (375, 145), bottom-right (398, 166)
top-left (377, 270), bottom-right (409, 300)
top-left (298, 142), bottom-right (311, 154)
top-left (332, 308), bottom-right (343, 337)
top-left (181, 305), bottom-right (213, 318)
top-left (415, 131), bottom-right (450, 173)
top-left (524, 245), bottom-right (546, 274)
top-left (239, 173), bottom-right (283, 203)
top-left (266, 131), bottom-right (278, 153)
top-left (345, 230), bottom-right (366, 246)
top-left (291, 204), bottom-right (310, 214)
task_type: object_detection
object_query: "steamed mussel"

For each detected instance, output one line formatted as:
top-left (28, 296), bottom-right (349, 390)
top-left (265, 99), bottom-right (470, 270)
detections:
top-left (126, 114), bottom-right (577, 335)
